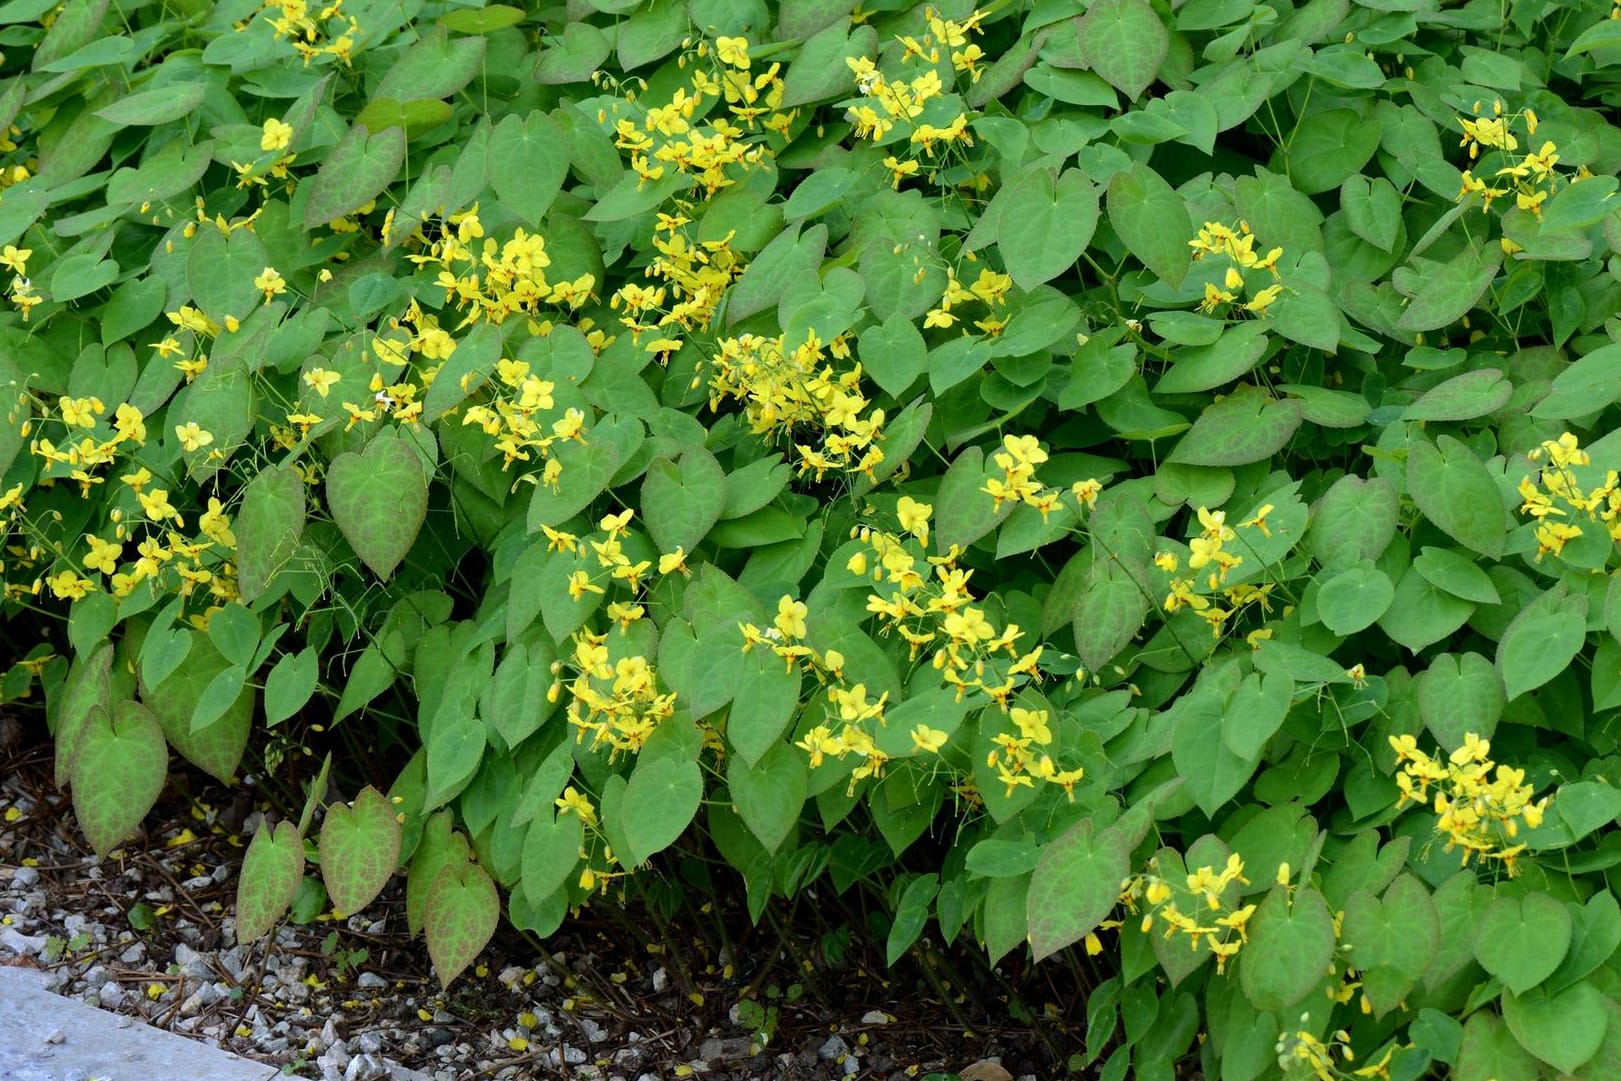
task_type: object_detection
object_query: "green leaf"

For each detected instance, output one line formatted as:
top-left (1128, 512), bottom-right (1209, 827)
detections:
top-left (1456, 1012), bottom-right (1543, 1081)
top-left (1072, 563), bottom-right (1149, 672)
top-left (1166, 386), bottom-right (1303, 466)
top-left (235, 820), bottom-right (304, 943)
top-left (96, 81), bottom-right (206, 126)
top-left (142, 638), bottom-right (251, 784)
top-left (1567, 16), bottom-right (1621, 57)
top-left (1473, 891), bottom-right (1572, 996)
top-left (425, 713), bottom-right (486, 810)
top-left (1342, 174), bottom-right (1402, 251)
top-left (933, 446), bottom-right (1013, 553)
top-left (1394, 242), bottom-right (1504, 333)
top-left (520, 811), bottom-right (581, 907)
top-left (439, 4), bottom-right (526, 32)
top-left (48, 253), bottom-right (118, 302)
top-left (303, 123), bottom-right (406, 230)
top-left (327, 429), bottom-right (429, 580)
top-left (1153, 321), bottom-right (1269, 394)
top-left (535, 22), bottom-right (612, 83)
top-left (1416, 652), bottom-right (1503, 752)
top-left (1173, 680), bottom-right (1260, 815)
top-left (1531, 342), bottom-right (1621, 420)
top-left (527, 438), bottom-right (621, 530)
top-left (1406, 435), bottom-right (1507, 559)
top-left (1315, 561), bottom-right (1395, 636)
top-left (887, 873), bottom-right (939, 965)
top-left (1411, 546), bottom-right (1500, 604)
top-left (996, 168), bottom-right (1098, 289)
top-left (1106, 163), bottom-right (1194, 286)
top-left (1496, 585), bottom-right (1588, 701)
top-left (1501, 981), bottom-right (1607, 1075)
top-left (1283, 108), bottom-right (1381, 194)
top-left (728, 647), bottom-right (801, 767)
top-left (618, 756), bottom-right (702, 865)
top-left (1403, 368), bottom-right (1514, 422)
top-left (264, 648), bottom-right (318, 728)
top-left (1223, 670), bottom-right (1292, 760)
top-left (235, 464), bottom-right (306, 603)
top-left (1341, 875), bottom-right (1439, 1016)
top-left (318, 785), bottom-right (402, 916)
top-left (1077, 0), bottom-right (1167, 100)
top-left (727, 742), bottom-right (806, 854)
top-left (1306, 475), bottom-right (1399, 569)
top-left (1026, 818), bottom-right (1133, 961)
top-left (424, 861), bottom-right (499, 989)
top-left (1240, 886), bottom-right (1336, 1012)
top-left (70, 701), bottom-right (168, 858)
top-left (406, 812), bottom-right (470, 936)
top-left (489, 110), bottom-right (569, 227)
top-left (484, 640), bottom-right (557, 749)
top-left (421, 322), bottom-right (501, 423)
top-left (641, 447), bottom-right (726, 553)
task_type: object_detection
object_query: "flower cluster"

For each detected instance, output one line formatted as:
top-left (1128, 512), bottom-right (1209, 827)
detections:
top-left (1516, 431), bottom-right (1620, 561)
top-left (1189, 221), bottom-right (1286, 316)
top-left (844, 9), bottom-right (985, 153)
top-left (979, 432), bottom-right (1101, 522)
top-left (606, 36), bottom-right (791, 196)
top-left (1455, 102), bottom-right (1598, 242)
top-left (260, 0), bottom-right (362, 66)
top-left (546, 511), bottom-right (683, 759)
top-left (1388, 732), bottom-right (1548, 873)
top-left (1115, 853), bottom-right (1257, 974)
top-left (1157, 505), bottom-right (1276, 638)
top-left (924, 265), bottom-right (1013, 336)
top-left (614, 215), bottom-right (744, 362)
top-left (407, 206), bottom-right (597, 331)
top-left (1276, 1027), bottom-right (1396, 1081)
top-left (13, 394), bottom-right (237, 609)
top-left (706, 329), bottom-right (885, 484)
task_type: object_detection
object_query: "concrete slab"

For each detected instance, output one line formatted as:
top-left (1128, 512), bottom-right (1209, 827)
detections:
top-left (0, 963), bottom-right (279, 1081)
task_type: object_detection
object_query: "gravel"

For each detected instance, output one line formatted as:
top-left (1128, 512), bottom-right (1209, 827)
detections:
top-left (2, 751), bottom-right (1054, 1081)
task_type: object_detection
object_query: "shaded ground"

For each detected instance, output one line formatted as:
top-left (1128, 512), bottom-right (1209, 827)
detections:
top-left (1, 728), bottom-right (1083, 1080)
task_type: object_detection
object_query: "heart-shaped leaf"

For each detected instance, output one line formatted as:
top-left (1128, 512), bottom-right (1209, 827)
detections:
top-left (53, 641), bottom-right (112, 789)
top-left (406, 811), bottom-right (470, 936)
top-left (727, 742), bottom-right (806, 854)
top-left (520, 811), bottom-right (582, 907)
top-left (235, 464), bottom-right (306, 602)
top-left (1474, 892), bottom-right (1571, 995)
top-left (1501, 981), bottom-right (1608, 1075)
top-left (141, 638), bottom-right (251, 784)
top-left (641, 446), bottom-right (726, 554)
top-left (617, 756), bottom-right (702, 866)
top-left (318, 785), bottom-right (403, 916)
top-left (327, 429), bottom-right (428, 580)
top-left (424, 860), bottom-right (499, 989)
top-left (304, 123), bottom-right (406, 230)
top-left (1026, 818), bottom-right (1133, 961)
top-left (235, 820), bottom-right (305, 943)
top-left (71, 700), bottom-right (168, 857)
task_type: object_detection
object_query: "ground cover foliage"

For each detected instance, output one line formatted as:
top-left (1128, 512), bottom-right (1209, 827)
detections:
top-left (5, 0), bottom-right (1621, 1076)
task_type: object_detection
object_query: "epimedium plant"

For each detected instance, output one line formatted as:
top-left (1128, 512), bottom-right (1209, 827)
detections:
top-left (4, 0), bottom-right (1621, 1075)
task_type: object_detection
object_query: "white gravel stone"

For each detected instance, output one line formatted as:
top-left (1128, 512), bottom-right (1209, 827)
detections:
top-left (860, 1009), bottom-right (892, 1025)
top-left (818, 1034), bottom-right (849, 1061)
top-left (357, 971), bottom-right (388, 989)
top-left (12, 866), bottom-right (39, 887)
top-left (0, 927), bottom-right (48, 955)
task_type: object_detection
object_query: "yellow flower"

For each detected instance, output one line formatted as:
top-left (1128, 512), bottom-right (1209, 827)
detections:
top-left (260, 117), bottom-right (293, 152)
top-left (83, 535), bottom-right (122, 576)
top-left (254, 266), bottom-right (287, 301)
top-left (896, 496), bottom-right (931, 543)
top-left (0, 244), bottom-right (29, 274)
top-left (911, 725), bottom-right (948, 753)
top-left (555, 786), bottom-right (598, 827)
top-left (774, 595), bottom-right (808, 639)
top-left (716, 36), bottom-right (750, 68)
top-left (174, 421), bottom-right (214, 452)
top-left (658, 547), bottom-right (688, 576)
top-left (113, 403), bottom-right (147, 443)
top-left (138, 488), bottom-right (183, 525)
top-left (47, 569), bottom-right (94, 600)
top-left (303, 368), bottom-right (340, 398)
